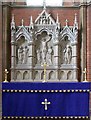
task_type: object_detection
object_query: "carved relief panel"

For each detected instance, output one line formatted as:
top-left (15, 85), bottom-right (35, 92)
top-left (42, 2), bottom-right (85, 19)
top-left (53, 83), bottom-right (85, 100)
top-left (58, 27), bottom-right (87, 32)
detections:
top-left (35, 31), bottom-right (54, 66)
top-left (16, 36), bottom-right (29, 65)
top-left (60, 36), bottom-right (72, 65)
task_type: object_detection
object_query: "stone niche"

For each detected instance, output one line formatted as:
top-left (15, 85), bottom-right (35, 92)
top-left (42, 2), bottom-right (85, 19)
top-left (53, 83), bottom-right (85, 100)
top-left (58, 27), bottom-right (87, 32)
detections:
top-left (11, 7), bottom-right (78, 82)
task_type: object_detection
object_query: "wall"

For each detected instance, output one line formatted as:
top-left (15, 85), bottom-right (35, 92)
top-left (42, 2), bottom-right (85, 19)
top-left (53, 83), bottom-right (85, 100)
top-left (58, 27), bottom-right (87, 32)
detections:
top-left (11, 6), bottom-right (79, 26)
top-left (2, 3), bottom-right (11, 81)
top-left (87, 4), bottom-right (91, 81)
top-left (0, 2), bottom-right (2, 82)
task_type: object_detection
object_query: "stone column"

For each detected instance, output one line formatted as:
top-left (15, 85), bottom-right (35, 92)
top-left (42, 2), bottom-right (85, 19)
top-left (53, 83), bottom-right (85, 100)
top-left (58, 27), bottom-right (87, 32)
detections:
top-left (53, 33), bottom-right (59, 80)
top-left (0, 2), bottom-right (2, 82)
top-left (54, 43), bottom-right (59, 66)
top-left (53, 36), bottom-right (59, 66)
top-left (11, 32), bottom-right (16, 81)
top-left (87, 3), bottom-right (91, 82)
top-left (79, 2), bottom-right (87, 81)
top-left (28, 41), bottom-right (35, 80)
top-left (0, 1), bottom-right (2, 117)
top-left (72, 43), bottom-right (77, 66)
top-left (2, 3), bottom-right (11, 81)
top-left (71, 43), bottom-right (78, 80)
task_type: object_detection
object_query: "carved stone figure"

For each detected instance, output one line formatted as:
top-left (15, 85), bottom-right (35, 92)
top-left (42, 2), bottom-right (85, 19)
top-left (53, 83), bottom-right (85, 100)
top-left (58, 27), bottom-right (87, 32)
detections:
top-left (47, 46), bottom-right (53, 64)
top-left (63, 45), bottom-right (72, 64)
top-left (36, 49), bottom-right (41, 64)
top-left (18, 46), bottom-right (24, 64)
top-left (41, 36), bottom-right (51, 63)
top-left (23, 46), bottom-right (29, 64)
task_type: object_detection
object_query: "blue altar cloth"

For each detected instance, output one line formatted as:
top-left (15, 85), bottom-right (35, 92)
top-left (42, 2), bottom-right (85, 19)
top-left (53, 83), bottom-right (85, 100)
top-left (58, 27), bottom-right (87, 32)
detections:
top-left (2, 82), bottom-right (90, 118)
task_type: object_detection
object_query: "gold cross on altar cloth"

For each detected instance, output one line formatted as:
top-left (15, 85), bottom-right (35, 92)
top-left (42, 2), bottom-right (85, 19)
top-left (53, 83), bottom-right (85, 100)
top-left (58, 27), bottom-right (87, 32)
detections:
top-left (41, 99), bottom-right (51, 110)
top-left (4, 69), bottom-right (9, 82)
top-left (83, 68), bottom-right (87, 82)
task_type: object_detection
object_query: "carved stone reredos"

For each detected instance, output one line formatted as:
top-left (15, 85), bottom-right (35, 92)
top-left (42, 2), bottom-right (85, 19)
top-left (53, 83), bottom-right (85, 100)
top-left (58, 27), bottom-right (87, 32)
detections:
top-left (11, 7), bottom-right (78, 82)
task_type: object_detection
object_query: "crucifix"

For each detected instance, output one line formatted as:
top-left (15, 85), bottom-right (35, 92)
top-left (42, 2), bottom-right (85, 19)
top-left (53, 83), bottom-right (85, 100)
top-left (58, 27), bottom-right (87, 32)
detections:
top-left (83, 68), bottom-right (88, 82)
top-left (4, 69), bottom-right (9, 82)
top-left (41, 99), bottom-right (51, 110)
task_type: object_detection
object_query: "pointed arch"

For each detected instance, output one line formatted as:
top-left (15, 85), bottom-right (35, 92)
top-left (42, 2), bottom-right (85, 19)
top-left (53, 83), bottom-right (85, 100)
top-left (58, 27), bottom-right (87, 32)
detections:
top-left (16, 71), bottom-right (22, 80)
top-left (23, 71), bottom-right (29, 80)
top-left (49, 71), bottom-right (54, 80)
top-left (67, 71), bottom-right (72, 80)
top-left (41, 71), bottom-right (44, 80)
top-left (60, 71), bottom-right (65, 79)
top-left (35, 71), bottom-right (40, 80)
top-left (15, 26), bottom-right (31, 42)
top-left (60, 26), bottom-right (77, 44)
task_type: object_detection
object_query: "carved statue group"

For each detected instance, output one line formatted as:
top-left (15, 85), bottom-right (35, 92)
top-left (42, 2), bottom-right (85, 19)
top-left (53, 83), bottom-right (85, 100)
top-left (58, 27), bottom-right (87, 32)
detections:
top-left (18, 46), bottom-right (29, 64)
top-left (17, 42), bottom-right (72, 65)
top-left (36, 37), bottom-right (72, 65)
top-left (36, 36), bottom-right (53, 64)
top-left (36, 46), bottom-right (53, 65)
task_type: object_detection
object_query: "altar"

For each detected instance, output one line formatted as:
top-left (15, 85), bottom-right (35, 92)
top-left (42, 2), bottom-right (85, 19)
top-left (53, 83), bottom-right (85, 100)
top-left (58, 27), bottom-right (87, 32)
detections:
top-left (2, 82), bottom-right (90, 119)
top-left (2, 0), bottom-right (91, 119)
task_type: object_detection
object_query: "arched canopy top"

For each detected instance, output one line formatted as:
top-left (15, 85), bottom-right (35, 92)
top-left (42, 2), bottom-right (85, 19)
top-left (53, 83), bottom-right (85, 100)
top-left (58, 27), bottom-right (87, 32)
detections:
top-left (15, 26), bottom-right (32, 42)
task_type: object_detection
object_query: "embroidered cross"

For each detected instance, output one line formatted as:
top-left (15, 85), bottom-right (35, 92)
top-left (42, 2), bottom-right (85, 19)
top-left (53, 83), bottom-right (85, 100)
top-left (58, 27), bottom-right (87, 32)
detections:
top-left (41, 99), bottom-right (51, 110)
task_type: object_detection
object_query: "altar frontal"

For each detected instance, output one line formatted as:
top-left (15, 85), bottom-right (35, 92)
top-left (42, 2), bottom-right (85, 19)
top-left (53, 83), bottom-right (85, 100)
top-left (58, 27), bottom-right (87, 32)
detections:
top-left (2, 82), bottom-right (90, 119)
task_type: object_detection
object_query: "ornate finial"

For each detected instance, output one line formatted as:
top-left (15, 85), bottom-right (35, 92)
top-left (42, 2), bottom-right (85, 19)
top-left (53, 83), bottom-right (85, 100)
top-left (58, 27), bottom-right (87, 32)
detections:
top-left (56, 13), bottom-right (59, 23)
top-left (43, 0), bottom-right (46, 10)
top-left (65, 19), bottom-right (68, 26)
top-left (29, 16), bottom-right (34, 30)
top-left (73, 13), bottom-right (78, 30)
top-left (74, 13), bottom-right (77, 23)
top-left (56, 13), bottom-right (60, 31)
top-left (12, 14), bottom-right (15, 23)
top-left (30, 16), bottom-right (33, 25)
top-left (11, 14), bottom-right (15, 30)
top-left (21, 19), bottom-right (24, 26)
top-left (3, 69), bottom-right (9, 82)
